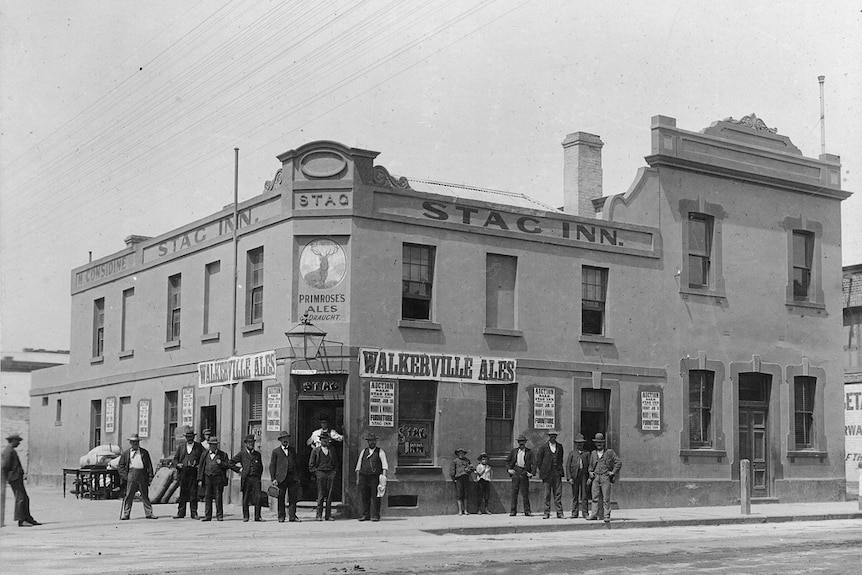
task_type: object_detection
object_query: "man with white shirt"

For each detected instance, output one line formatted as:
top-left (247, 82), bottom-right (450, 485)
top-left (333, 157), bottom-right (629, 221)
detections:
top-left (306, 415), bottom-right (344, 448)
top-left (354, 433), bottom-right (388, 522)
top-left (117, 433), bottom-right (157, 520)
top-left (505, 434), bottom-right (535, 516)
top-left (172, 427), bottom-right (204, 519)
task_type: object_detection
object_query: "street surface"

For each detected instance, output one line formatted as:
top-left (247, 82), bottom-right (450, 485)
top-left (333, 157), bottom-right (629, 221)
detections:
top-left (0, 487), bottom-right (860, 575)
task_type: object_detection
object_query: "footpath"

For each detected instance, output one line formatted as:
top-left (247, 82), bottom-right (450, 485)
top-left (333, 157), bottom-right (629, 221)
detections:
top-left (2, 485), bottom-right (860, 536)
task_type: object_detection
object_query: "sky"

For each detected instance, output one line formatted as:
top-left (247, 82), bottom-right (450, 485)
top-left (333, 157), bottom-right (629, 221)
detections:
top-left (1, 0), bottom-right (861, 352)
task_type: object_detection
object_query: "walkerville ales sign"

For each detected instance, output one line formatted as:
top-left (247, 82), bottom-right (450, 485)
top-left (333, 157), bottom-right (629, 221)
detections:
top-left (198, 350), bottom-right (277, 388)
top-left (359, 348), bottom-right (516, 384)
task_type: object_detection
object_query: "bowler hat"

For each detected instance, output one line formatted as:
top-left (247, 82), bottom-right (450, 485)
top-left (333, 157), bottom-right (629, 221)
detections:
top-left (277, 430), bottom-right (290, 440)
top-left (243, 434), bottom-right (255, 443)
top-left (364, 433), bottom-right (379, 441)
top-left (6, 432), bottom-right (23, 441)
top-left (593, 433), bottom-right (606, 442)
top-left (318, 414), bottom-right (329, 421)
top-left (574, 434), bottom-right (586, 443)
top-left (207, 437), bottom-right (219, 445)
top-left (128, 433), bottom-right (141, 442)
top-left (183, 427), bottom-right (196, 436)
top-left (202, 428), bottom-right (212, 435)
top-left (547, 430), bottom-right (559, 436)
top-left (454, 447), bottom-right (468, 454)
top-left (516, 434), bottom-right (527, 442)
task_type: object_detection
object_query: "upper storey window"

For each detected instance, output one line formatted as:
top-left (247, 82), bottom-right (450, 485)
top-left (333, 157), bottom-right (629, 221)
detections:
top-left (402, 243), bottom-right (435, 321)
top-left (792, 231), bottom-right (814, 301)
top-left (687, 213), bottom-right (712, 289)
top-left (167, 274), bottom-right (182, 342)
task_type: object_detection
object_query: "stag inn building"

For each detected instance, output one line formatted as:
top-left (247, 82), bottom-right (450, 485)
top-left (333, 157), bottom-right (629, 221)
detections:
top-left (30, 113), bottom-right (851, 514)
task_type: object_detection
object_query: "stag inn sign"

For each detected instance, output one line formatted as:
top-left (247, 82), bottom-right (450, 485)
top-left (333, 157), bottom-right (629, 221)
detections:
top-left (360, 348), bottom-right (516, 384)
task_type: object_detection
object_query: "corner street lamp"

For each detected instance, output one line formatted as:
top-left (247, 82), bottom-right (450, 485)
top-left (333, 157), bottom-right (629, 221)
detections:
top-left (285, 314), bottom-right (326, 361)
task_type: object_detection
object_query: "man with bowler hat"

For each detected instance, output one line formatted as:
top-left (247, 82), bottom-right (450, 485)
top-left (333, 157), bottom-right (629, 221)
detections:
top-left (505, 434), bottom-right (535, 516)
top-left (172, 426), bottom-right (204, 519)
top-left (197, 436), bottom-right (231, 521)
top-left (587, 432), bottom-right (622, 523)
top-left (355, 433), bottom-right (388, 522)
top-left (1, 432), bottom-right (41, 527)
top-left (535, 430), bottom-right (565, 519)
top-left (308, 431), bottom-right (338, 521)
top-left (229, 434), bottom-right (265, 522)
top-left (270, 430), bottom-right (302, 522)
top-left (117, 433), bottom-right (157, 520)
top-left (565, 434), bottom-right (590, 518)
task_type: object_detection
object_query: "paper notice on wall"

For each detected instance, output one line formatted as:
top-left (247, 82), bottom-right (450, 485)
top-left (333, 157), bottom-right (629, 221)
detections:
top-left (266, 385), bottom-right (282, 432)
top-left (846, 383), bottom-right (862, 486)
top-left (181, 387), bottom-right (194, 429)
top-left (105, 397), bottom-right (116, 434)
top-left (369, 380), bottom-right (395, 427)
top-left (641, 391), bottom-right (661, 431)
top-left (534, 387), bottom-right (555, 429)
top-left (138, 399), bottom-right (150, 438)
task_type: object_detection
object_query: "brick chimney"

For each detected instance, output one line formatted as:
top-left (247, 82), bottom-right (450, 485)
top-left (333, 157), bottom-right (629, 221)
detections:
top-left (562, 132), bottom-right (603, 217)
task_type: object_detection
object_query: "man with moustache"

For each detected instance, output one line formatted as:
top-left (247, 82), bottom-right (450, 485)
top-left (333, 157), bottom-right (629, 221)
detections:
top-left (270, 430), bottom-right (302, 523)
top-left (197, 436), bottom-right (231, 521)
top-left (505, 434), bottom-right (535, 517)
top-left (535, 430), bottom-right (565, 519)
top-left (118, 433), bottom-right (157, 521)
top-left (172, 427), bottom-right (204, 519)
top-left (229, 434), bottom-right (265, 522)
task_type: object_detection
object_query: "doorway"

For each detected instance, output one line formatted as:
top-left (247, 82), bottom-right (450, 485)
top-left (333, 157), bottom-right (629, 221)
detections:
top-left (298, 399), bottom-right (344, 501)
top-left (117, 396), bottom-right (132, 443)
top-left (200, 405), bottom-right (217, 438)
top-left (738, 373), bottom-right (771, 498)
top-left (580, 389), bottom-right (610, 452)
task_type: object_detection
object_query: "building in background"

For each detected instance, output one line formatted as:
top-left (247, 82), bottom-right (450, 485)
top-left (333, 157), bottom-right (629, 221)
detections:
top-left (30, 113), bottom-right (851, 514)
top-left (1, 349), bottom-right (70, 473)
top-left (843, 264), bottom-right (862, 496)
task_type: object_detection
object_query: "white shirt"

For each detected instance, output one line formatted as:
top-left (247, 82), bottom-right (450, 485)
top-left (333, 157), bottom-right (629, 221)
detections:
top-left (307, 428), bottom-right (344, 448)
top-left (354, 447), bottom-right (389, 473)
top-left (549, 443), bottom-right (557, 453)
top-left (516, 448), bottom-right (526, 467)
top-left (130, 449), bottom-right (144, 469)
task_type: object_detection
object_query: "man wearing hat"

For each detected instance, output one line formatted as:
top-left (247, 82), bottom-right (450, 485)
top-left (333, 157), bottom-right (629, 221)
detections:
top-left (172, 426), bottom-right (205, 519)
top-left (306, 414), bottom-right (344, 448)
top-left (587, 433), bottom-right (622, 523)
top-left (1, 432), bottom-right (40, 527)
top-left (505, 434), bottom-right (535, 516)
top-left (535, 430), bottom-right (565, 519)
top-left (270, 430), bottom-right (302, 522)
top-left (354, 433), bottom-right (388, 521)
top-left (197, 436), bottom-right (231, 521)
top-left (308, 431), bottom-right (339, 521)
top-left (565, 434), bottom-right (591, 519)
top-left (117, 433), bottom-right (157, 520)
top-left (229, 434), bottom-right (265, 522)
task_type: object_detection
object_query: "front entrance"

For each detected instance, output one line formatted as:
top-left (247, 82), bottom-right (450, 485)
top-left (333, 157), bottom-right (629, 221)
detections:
top-left (298, 399), bottom-right (344, 502)
top-left (580, 389), bottom-right (610, 452)
top-left (738, 373), bottom-right (771, 498)
top-left (199, 405), bottom-right (217, 438)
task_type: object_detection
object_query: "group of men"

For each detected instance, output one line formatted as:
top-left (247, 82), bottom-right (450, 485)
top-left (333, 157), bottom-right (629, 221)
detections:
top-left (506, 431), bottom-right (622, 523)
top-left (118, 415), bottom-right (388, 524)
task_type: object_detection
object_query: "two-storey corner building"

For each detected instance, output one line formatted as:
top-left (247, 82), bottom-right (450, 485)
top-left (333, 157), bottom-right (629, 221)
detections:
top-left (30, 113), bottom-right (851, 515)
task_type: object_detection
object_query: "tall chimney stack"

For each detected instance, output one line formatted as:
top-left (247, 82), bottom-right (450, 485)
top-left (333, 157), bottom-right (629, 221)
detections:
top-left (562, 131), bottom-right (603, 217)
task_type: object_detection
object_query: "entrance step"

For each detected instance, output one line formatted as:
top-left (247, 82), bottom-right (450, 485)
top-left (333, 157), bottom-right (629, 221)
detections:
top-left (752, 497), bottom-right (780, 504)
top-left (294, 500), bottom-right (349, 519)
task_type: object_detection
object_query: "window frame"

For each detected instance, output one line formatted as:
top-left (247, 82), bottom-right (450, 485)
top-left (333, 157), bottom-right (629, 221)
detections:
top-left (90, 399), bottom-right (102, 449)
top-left (679, 200), bottom-right (726, 301)
top-left (164, 391), bottom-right (179, 456)
top-left (791, 231), bottom-right (814, 302)
top-left (244, 380), bottom-right (263, 438)
top-left (582, 266), bottom-right (608, 336)
top-left (485, 384), bottom-right (516, 456)
top-left (246, 248), bottom-right (264, 326)
top-left (121, 288), bottom-right (134, 355)
top-left (688, 370), bottom-right (714, 448)
top-left (92, 298), bottom-right (105, 358)
top-left (397, 380), bottom-right (437, 466)
top-left (687, 213), bottom-right (712, 289)
top-left (167, 274), bottom-right (182, 342)
top-left (485, 253), bottom-right (518, 333)
top-left (401, 243), bottom-right (436, 322)
top-left (203, 261), bottom-right (220, 337)
top-left (679, 356), bottom-right (726, 458)
top-left (784, 218), bottom-right (824, 310)
top-left (793, 376), bottom-right (815, 448)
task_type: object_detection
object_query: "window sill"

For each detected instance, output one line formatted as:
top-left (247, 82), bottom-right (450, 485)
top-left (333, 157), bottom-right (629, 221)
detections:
top-left (579, 334), bottom-right (615, 345)
top-left (164, 340), bottom-right (181, 350)
top-left (483, 327), bottom-right (523, 337)
top-left (395, 465), bottom-right (442, 476)
top-left (241, 322), bottom-right (264, 335)
top-left (90, 355), bottom-right (104, 365)
top-left (787, 450), bottom-right (827, 461)
top-left (785, 300), bottom-right (826, 311)
top-left (679, 287), bottom-right (726, 302)
top-left (398, 320), bottom-right (442, 331)
top-left (54, 420), bottom-right (62, 427)
top-left (680, 449), bottom-right (726, 462)
top-left (119, 350), bottom-right (134, 359)
top-left (201, 332), bottom-right (221, 343)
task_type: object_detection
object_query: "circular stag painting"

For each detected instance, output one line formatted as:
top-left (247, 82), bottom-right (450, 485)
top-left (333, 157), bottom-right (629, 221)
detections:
top-left (300, 238), bottom-right (346, 289)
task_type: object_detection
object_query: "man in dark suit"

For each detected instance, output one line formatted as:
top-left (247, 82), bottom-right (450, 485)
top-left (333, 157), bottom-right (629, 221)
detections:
top-left (117, 433), bottom-right (157, 520)
top-left (535, 430), bottom-right (565, 519)
top-left (565, 434), bottom-right (590, 519)
top-left (1, 432), bottom-right (40, 527)
top-left (197, 436), bottom-right (231, 521)
top-left (505, 434), bottom-right (535, 516)
top-left (270, 430), bottom-right (302, 523)
top-left (308, 431), bottom-right (339, 521)
top-left (172, 426), bottom-right (204, 519)
top-left (229, 434), bottom-right (265, 522)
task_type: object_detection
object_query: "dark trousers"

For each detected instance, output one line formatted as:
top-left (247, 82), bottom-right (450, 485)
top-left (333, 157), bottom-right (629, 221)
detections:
top-left (358, 474), bottom-right (381, 520)
top-left (121, 468), bottom-right (154, 519)
top-left (315, 471), bottom-right (336, 519)
top-left (241, 476), bottom-right (262, 520)
top-left (570, 475), bottom-right (589, 517)
top-left (478, 479), bottom-right (491, 512)
top-left (203, 476), bottom-right (225, 519)
top-left (509, 468), bottom-right (531, 514)
top-left (542, 472), bottom-right (563, 517)
top-left (9, 478), bottom-right (34, 523)
top-left (276, 479), bottom-right (301, 521)
top-left (175, 467), bottom-right (199, 517)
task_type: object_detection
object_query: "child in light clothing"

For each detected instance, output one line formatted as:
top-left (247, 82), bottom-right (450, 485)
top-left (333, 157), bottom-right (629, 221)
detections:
top-left (475, 453), bottom-right (493, 514)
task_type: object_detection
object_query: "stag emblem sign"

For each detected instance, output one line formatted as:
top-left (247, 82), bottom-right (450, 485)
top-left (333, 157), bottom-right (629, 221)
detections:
top-left (300, 239), bottom-right (346, 289)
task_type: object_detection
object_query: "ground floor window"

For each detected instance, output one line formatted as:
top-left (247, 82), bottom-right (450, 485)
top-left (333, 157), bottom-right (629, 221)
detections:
top-left (486, 384), bottom-right (515, 455)
top-left (397, 380), bottom-right (437, 465)
top-left (245, 380), bottom-right (263, 439)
